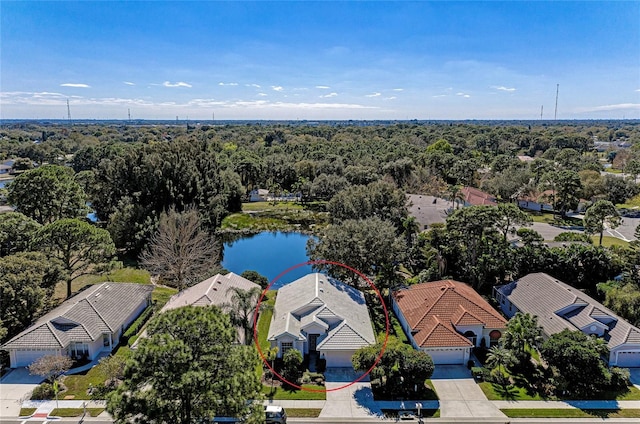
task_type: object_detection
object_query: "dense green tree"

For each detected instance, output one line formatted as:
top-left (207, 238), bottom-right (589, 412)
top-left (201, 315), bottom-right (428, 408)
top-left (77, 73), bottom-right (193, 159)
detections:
top-left (583, 200), bottom-right (621, 246)
top-left (139, 207), bottom-right (219, 291)
top-left (327, 181), bottom-right (408, 228)
top-left (7, 165), bottom-right (88, 224)
top-left (34, 218), bottom-right (117, 298)
top-left (553, 232), bottom-right (592, 243)
top-left (495, 203), bottom-right (532, 242)
top-left (240, 270), bottom-right (270, 290)
top-left (307, 217), bottom-right (406, 289)
top-left (309, 173), bottom-right (348, 201)
top-left (603, 175), bottom-right (639, 205)
top-left (0, 212), bottom-right (41, 257)
top-left (539, 170), bottom-right (582, 217)
top-left (352, 336), bottom-right (434, 398)
top-left (107, 306), bottom-right (263, 424)
top-left (0, 252), bottom-right (64, 339)
top-left (540, 329), bottom-right (612, 398)
top-left (281, 349), bottom-right (303, 385)
top-left (486, 345), bottom-right (516, 383)
top-left (601, 282), bottom-right (640, 326)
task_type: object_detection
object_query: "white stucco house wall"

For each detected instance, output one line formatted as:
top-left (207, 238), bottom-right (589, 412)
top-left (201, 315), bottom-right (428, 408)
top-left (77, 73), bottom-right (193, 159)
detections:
top-left (2, 283), bottom-right (153, 368)
top-left (267, 273), bottom-right (375, 368)
top-left (495, 273), bottom-right (640, 367)
top-left (393, 280), bottom-right (507, 365)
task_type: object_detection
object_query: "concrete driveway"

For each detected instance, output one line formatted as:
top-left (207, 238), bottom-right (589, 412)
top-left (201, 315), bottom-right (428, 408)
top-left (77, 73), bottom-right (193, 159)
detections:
top-left (320, 368), bottom-right (382, 418)
top-left (0, 368), bottom-right (43, 417)
top-left (430, 365), bottom-right (506, 418)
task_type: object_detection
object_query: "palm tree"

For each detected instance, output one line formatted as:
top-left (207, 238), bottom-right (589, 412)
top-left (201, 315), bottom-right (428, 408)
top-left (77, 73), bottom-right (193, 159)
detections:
top-left (446, 184), bottom-right (465, 211)
top-left (486, 345), bottom-right (515, 376)
top-left (223, 286), bottom-right (266, 345)
top-left (502, 312), bottom-right (543, 363)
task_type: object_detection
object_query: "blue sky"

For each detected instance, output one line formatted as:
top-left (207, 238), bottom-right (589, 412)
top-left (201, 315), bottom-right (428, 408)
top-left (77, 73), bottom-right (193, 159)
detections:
top-left (1, 1), bottom-right (639, 120)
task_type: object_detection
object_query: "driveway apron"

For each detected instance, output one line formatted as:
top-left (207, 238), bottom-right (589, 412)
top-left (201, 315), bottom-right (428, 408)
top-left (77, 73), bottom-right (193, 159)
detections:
top-left (320, 368), bottom-right (382, 418)
top-left (431, 365), bottom-right (506, 418)
top-left (0, 368), bottom-right (43, 418)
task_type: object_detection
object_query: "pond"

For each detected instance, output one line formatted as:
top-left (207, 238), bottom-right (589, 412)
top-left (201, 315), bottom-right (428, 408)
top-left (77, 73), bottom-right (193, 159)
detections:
top-left (0, 179), bottom-right (13, 189)
top-left (221, 232), bottom-right (314, 289)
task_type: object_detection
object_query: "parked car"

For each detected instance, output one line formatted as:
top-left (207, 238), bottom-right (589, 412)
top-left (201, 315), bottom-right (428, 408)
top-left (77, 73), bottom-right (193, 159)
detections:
top-left (265, 405), bottom-right (287, 424)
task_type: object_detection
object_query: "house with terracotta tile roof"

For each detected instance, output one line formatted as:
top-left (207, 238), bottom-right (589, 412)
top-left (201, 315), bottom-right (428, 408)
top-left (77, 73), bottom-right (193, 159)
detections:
top-left (2, 283), bottom-right (153, 368)
top-left (393, 280), bottom-right (507, 365)
top-left (267, 273), bottom-right (375, 368)
top-left (460, 186), bottom-right (497, 207)
top-left (495, 273), bottom-right (640, 367)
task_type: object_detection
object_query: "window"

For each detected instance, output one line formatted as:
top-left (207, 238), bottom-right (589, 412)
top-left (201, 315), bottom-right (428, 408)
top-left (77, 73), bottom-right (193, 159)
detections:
top-left (103, 334), bottom-right (110, 347)
top-left (281, 342), bottom-right (293, 355)
top-left (489, 330), bottom-right (502, 347)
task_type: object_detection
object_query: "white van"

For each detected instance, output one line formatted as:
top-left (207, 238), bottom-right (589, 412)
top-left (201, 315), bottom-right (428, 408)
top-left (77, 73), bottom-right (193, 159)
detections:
top-left (264, 405), bottom-right (287, 424)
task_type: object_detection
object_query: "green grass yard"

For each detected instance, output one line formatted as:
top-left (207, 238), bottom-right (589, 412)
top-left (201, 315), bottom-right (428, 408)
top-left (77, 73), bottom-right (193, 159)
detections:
top-left (480, 381), bottom-right (640, 401)
top-left (50, 408), bottom-right (105, 417)
top-left (261, 384), bottom-right (327, 400)
top-left (502, 408), bottom-right (640, 418)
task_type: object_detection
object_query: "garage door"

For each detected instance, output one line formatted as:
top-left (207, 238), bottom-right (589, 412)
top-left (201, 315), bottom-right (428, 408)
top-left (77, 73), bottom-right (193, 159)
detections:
top-left (12, 350), bottom-right (60, 368)
top-left (323, 350), bottom-right (355, 368)
top-left (425, 348), bottom-right (466, 365)
top-left (616, 351), bottom-right (640, 367)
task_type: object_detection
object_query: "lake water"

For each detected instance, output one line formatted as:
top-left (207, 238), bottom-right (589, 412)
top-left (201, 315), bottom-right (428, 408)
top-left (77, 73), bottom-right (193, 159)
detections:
top-left (221, 232), bottom-right (314, 289)
top-left (0, 179), bottom-right (13, 188)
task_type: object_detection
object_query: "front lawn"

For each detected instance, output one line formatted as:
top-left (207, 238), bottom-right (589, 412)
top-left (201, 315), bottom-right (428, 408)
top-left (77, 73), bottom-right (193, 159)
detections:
top-left (592, 236), bottom-right (630, 248)
top-left (480, 380), bottom-right (640, 401)
top-left (502, 408), bottom-right (640, 418)
top-left (50, 408), bottom-right (105, 417)
top-left (285, 408), bottom-right (322, 418)
top-left (261, 384), bottom-right (326, 400)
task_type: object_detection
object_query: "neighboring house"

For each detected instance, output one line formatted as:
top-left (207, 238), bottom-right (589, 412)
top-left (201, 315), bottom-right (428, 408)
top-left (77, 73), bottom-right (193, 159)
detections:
top-left (517, 155), bottom-right (535, 163)
top-left (460, 186), bottom-right (497, 207)
top-left (161, 272), bottom-right (261, 344)
top-left (267, 273), bottom-right (375, 368)
top-left (518, 190), bottom-right (554, 212)
top-left (494, 273), bottom-right (640, 367)
top-left (2, 283), bottom-right (153, 368)
top-left (249, 188), bottom-right (270, 202)
top-left (0, 163), bottom-right (11, 175)
top-left (249, 188), bottom-right (301, 202)
top-left (393, 280), bottom-right (507, 365)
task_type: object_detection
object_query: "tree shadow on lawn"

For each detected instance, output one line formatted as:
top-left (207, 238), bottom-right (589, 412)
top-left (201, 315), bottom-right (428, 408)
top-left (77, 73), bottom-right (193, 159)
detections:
top-left (491, 383), bottom-right (524, 401)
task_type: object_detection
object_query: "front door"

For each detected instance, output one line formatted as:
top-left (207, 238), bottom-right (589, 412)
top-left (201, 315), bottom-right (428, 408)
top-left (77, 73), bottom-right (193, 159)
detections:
top-left (309, 334), bottom-right (319, 352)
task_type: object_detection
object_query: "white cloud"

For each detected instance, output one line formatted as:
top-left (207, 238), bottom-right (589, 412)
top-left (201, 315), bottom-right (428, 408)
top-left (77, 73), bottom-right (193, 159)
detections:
top-left (219, 82), bottom-right (238, 86)
top-left (316, 85), bottom-right (330, 89)
top-left (320, 92), bottom-right (338, 98)
top-left (385, 96), bottom-right (397, 100)
top-left (575, 103), bottom-right (640, 113)
top-left (163, 81), bottom-right (192, 88)
top-left (246, 83), bottom-right (261, 88)
top-left (491, 85), bottom-right (516, 92)
top-left (271, 86), bottom-right (284, 92)
top-left (432, 94), bottom-right (447, 98)
top-left (366, 92), bottom-right (381, 97)
top-left (257, 93), bottom-right (267, 97)
top-left (393, 88), bottom-right (404, 92)
top-left (60, 83), bottom-right (90, 88)
top-left (456, 92), bottom-right (471, 98)
top-left (636, 89), bottom-right (640, 92)
top-left (123, 81), bottom-right (135, 86)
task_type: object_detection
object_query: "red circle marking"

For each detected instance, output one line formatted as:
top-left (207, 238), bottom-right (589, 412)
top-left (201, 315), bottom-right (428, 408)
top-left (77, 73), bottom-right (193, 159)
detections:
top-left (253, 259), bottom-right (389, 392)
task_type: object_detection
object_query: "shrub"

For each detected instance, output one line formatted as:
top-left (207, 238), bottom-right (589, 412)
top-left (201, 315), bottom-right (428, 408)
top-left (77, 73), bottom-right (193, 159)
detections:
top-left (609, 367), bottom-right (631, 391)
top-left (122, 306), bottom-right (154, 340)
top-left (30, 383), bottom-right (54, 400)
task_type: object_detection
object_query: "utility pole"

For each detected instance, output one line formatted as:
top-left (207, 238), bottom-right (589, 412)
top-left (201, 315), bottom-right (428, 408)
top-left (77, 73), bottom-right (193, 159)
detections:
top-left (540, 105), bottom-right (543, 120)
top-left (128, 108), bottom-right (131, 122)
top-left (554, 84), bottom-right (559, 120)
top-left (67, 99), bottom-right (72, 125)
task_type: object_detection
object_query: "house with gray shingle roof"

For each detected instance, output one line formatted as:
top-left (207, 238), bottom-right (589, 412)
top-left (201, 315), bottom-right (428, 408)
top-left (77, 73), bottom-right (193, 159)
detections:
top-left (160, 272), bottom-right (260, 344)
top-left (494, 273), bottom-right (640, 367)
top-left (2, 282), bottom-right (153, 368)
top-left (267, 273), bottom-right (375, 368)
